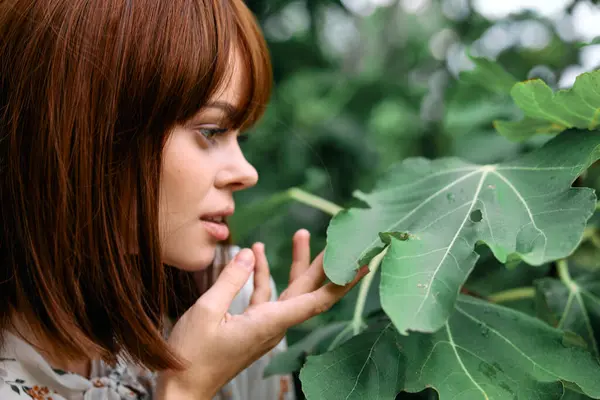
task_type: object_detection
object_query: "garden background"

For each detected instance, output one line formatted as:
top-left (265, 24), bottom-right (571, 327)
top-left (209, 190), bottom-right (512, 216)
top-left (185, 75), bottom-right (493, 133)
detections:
top-left (230, 1), bottom-right (600, 398)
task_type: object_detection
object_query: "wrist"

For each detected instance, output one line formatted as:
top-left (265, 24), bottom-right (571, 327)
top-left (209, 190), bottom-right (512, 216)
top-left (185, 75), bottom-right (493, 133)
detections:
top-left (156, 372), bottom-right (213, 400)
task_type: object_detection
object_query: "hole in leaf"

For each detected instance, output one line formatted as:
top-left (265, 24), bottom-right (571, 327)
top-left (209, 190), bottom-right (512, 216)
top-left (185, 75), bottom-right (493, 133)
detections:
top-left (470, 209), bottom-right (483, 222)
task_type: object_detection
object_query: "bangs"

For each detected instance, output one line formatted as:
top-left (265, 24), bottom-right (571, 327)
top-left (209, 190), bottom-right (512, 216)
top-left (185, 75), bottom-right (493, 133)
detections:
top-left (227, 0), bottom-right (273, 131)
top-left (175, 0), bottom-right (272, 132)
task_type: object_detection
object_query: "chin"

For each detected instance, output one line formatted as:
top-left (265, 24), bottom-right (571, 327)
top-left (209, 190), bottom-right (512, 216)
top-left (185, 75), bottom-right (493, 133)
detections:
top-left (163, 245), bottom-right (217, 272)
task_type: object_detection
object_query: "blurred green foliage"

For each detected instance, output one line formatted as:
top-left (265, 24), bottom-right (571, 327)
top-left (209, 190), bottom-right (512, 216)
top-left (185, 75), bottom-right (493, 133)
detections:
top-left (236, 0), bottom-right (597, 283)
top-left (231, 1), bottom-right (600, 397)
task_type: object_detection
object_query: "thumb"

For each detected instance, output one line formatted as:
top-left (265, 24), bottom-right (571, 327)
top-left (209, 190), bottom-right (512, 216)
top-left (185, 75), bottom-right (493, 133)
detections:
top-left (195, 248), bottom-right (255, 318)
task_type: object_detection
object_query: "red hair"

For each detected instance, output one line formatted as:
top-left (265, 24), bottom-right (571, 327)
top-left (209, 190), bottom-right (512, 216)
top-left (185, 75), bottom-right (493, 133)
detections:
top-left (0, 0), bottom-right (271, 370)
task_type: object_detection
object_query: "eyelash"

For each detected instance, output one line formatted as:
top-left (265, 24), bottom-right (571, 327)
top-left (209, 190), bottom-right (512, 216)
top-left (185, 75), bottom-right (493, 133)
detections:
top-left (198, 128), bottom-right (249, 145)
top-left (199, 127), bottom-right (228, 141)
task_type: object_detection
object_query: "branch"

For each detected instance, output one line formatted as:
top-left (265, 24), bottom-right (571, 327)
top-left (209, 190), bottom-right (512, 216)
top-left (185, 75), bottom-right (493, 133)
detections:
top-left (351, 247), bottom-right (388, 335)
top-left (488, 287), bottom-right (535, 303)
top-left (288, 188), bottom-right (343, 216)
top-left (557, 259), bottom-right (579, 293)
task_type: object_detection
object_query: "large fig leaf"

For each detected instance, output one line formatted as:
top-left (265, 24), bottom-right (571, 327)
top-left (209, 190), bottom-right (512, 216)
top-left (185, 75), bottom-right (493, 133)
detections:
top-left (300, 296), bottom-right (600, 400)
top-left (493, 70), bottom-right (600, 141)
top-left (535, 272), bottom-right (600, 357)
top-left (324, 130), bottom-right (600, 334)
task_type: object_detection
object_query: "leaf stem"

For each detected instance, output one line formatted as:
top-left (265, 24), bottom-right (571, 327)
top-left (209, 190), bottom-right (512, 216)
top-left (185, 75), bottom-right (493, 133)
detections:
top-left (557, 259), bottom-right (579, 292)
top-left (487, 287), bottom-right (535, 303)
top-left (582, 226), bottom-right (600, 248)
top-left (287, 188), bottom-right (343, 216)
top-left (351, 247), bottom-right (389, 335)
top-left (591, 234), bottom-right (600, 249)
top-left (327, 324), bottom-right (353, 351)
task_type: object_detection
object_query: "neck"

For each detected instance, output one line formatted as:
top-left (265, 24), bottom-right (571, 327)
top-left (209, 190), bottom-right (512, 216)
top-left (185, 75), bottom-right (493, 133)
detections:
top-left (8, 314), bottom-right (94, 378)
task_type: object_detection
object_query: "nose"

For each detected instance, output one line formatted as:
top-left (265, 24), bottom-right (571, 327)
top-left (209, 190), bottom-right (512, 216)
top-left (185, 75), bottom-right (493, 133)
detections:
top-left (215, 143), bottom-right (258, 191)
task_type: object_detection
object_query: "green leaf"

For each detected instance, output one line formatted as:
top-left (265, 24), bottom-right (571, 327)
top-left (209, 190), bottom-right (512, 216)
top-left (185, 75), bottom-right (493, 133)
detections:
top-left (444, 96), bottom-right (516, 137)
top-left (495, 70), bottom-right (600, 140)
top-left (576, 37), bottom-right (600, 49)
top-left (513, 79), bottom-right (597, 129)
top-left (459, 56), bottom-right (519, 94)
top-left (264, 322), bottom-right (348, 377)
top-left (465, 248), bottom-right (550, 298)
top-left (562, 388), bottom-right (595, 400)
top-left (300, 296), bottom-right (600, 400)
top-left (229, 188), bottom-right (300, 242)
top-left (300, 319), bottom-right (405, 400)
top-left (230, 186), bottom-right (339, 242)
top-left (230, 165), bottom-right (332, 242)
top-left (450, 130), bottom-right (523, 164)
top-left (493, 117), bottom-right (565, 142)
top-left (535, 272), bottom-right (600, 358)
top-left (324, 130), bottom-right (600, 334)
top-left (510, 80), bottom-right (575, 127)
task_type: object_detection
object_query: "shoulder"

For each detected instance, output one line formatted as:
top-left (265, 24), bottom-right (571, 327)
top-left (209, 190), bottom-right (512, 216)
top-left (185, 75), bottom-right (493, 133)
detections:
top-left (0, 359), bottom-right (56, 400)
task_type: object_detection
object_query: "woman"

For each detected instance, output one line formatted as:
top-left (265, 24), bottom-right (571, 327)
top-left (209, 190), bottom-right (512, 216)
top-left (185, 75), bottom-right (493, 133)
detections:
top-left (0, 0), bottom-right (368, 399)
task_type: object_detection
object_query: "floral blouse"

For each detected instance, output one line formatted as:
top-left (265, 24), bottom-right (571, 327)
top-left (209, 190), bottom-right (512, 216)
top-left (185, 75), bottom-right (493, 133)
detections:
top-left (0, 246), bottom-right (296, 400)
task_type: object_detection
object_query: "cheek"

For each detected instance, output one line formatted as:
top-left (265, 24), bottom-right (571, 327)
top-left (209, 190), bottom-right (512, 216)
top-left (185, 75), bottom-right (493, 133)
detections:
top-left (158, 137), bottom-right (216, 269)
top-left (160, 140), bottom-right (214, 218)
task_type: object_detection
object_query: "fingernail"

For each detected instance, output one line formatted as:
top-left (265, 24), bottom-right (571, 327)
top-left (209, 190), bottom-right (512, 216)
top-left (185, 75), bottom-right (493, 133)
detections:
top-left (236, 248), bottom-right (254, 269)
top-left (297, 229), bottom-right (309, 238)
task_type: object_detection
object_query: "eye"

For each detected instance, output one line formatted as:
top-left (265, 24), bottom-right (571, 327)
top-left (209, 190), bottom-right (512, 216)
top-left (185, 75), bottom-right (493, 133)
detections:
top-left (199, 128), bottom-right (224, 139)
top-left (198, 127), bottom-right (228, 142)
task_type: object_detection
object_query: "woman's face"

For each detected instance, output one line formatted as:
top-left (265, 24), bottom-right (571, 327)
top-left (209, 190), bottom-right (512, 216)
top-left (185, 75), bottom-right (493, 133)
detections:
top-left (158, 54), bottom-right (258, 271)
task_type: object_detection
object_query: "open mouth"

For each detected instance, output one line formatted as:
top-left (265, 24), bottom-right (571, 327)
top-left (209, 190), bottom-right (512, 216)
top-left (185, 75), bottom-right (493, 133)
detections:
top-left (201, 215), bottom-right (224, 224)
top-left (200, 215), bottom-right (229, 241)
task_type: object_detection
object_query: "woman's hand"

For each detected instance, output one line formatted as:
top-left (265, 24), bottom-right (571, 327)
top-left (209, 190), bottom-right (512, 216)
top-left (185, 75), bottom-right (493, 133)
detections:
top-left (157, 230), bottom-right (368, 400)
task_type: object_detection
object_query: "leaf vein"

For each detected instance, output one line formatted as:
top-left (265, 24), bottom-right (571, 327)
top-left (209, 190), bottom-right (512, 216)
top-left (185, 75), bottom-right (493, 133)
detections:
top-left (387, 247), bottom-right (449, 261)
top-left (445, 324), bottom-right (489, 399)
top-left (455, 305), bottom-right (557, 379)
top-left (353, 169), bottom-right (483, 271)
top-left (412, 171), bottom-right (489, 319)
top-left (496, 164), bottom-right (585, 171)
top-left (558, 292), bottom-right (575, 329)
top-left (418, 201), bottom-right (473, 232)
top-left (574, 291), bottom-right (599, 356)
top-left (343, 323), bottom-right (391, 399)
top-left (491, 170), bottom-right (548, 260)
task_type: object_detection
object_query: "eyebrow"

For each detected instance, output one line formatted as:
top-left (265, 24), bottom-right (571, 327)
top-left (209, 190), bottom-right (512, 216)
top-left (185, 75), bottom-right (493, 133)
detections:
top-left (204, 101), bottom-right (241, 119)
top-left (186, 101), bottom-right (245, 128)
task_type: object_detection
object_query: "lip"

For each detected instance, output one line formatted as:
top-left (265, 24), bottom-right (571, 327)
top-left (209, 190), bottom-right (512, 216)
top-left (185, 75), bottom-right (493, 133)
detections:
top-left (200, 206), bottom-right (234, 219)
top-left (200, 206), bottom-right (234, 241)
top-left (201, 220), bottom-right (230, 241)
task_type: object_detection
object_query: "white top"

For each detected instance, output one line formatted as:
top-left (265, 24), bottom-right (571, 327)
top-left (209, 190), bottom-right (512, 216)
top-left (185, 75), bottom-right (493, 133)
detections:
top-left (0, 247), bottom-right (296, 400)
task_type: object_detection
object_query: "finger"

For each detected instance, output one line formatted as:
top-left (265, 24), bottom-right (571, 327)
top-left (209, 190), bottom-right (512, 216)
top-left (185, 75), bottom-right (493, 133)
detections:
top-left (289, 229), bottom-right (311, 283)
top-left (271, 265), bottom-right (370, 329)
top-left (250, 242), bottom-right (272, 305)
top-left (279, 250), bottom-right (326, 300)
top-left (195, 248), bottom-right (255, 318)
